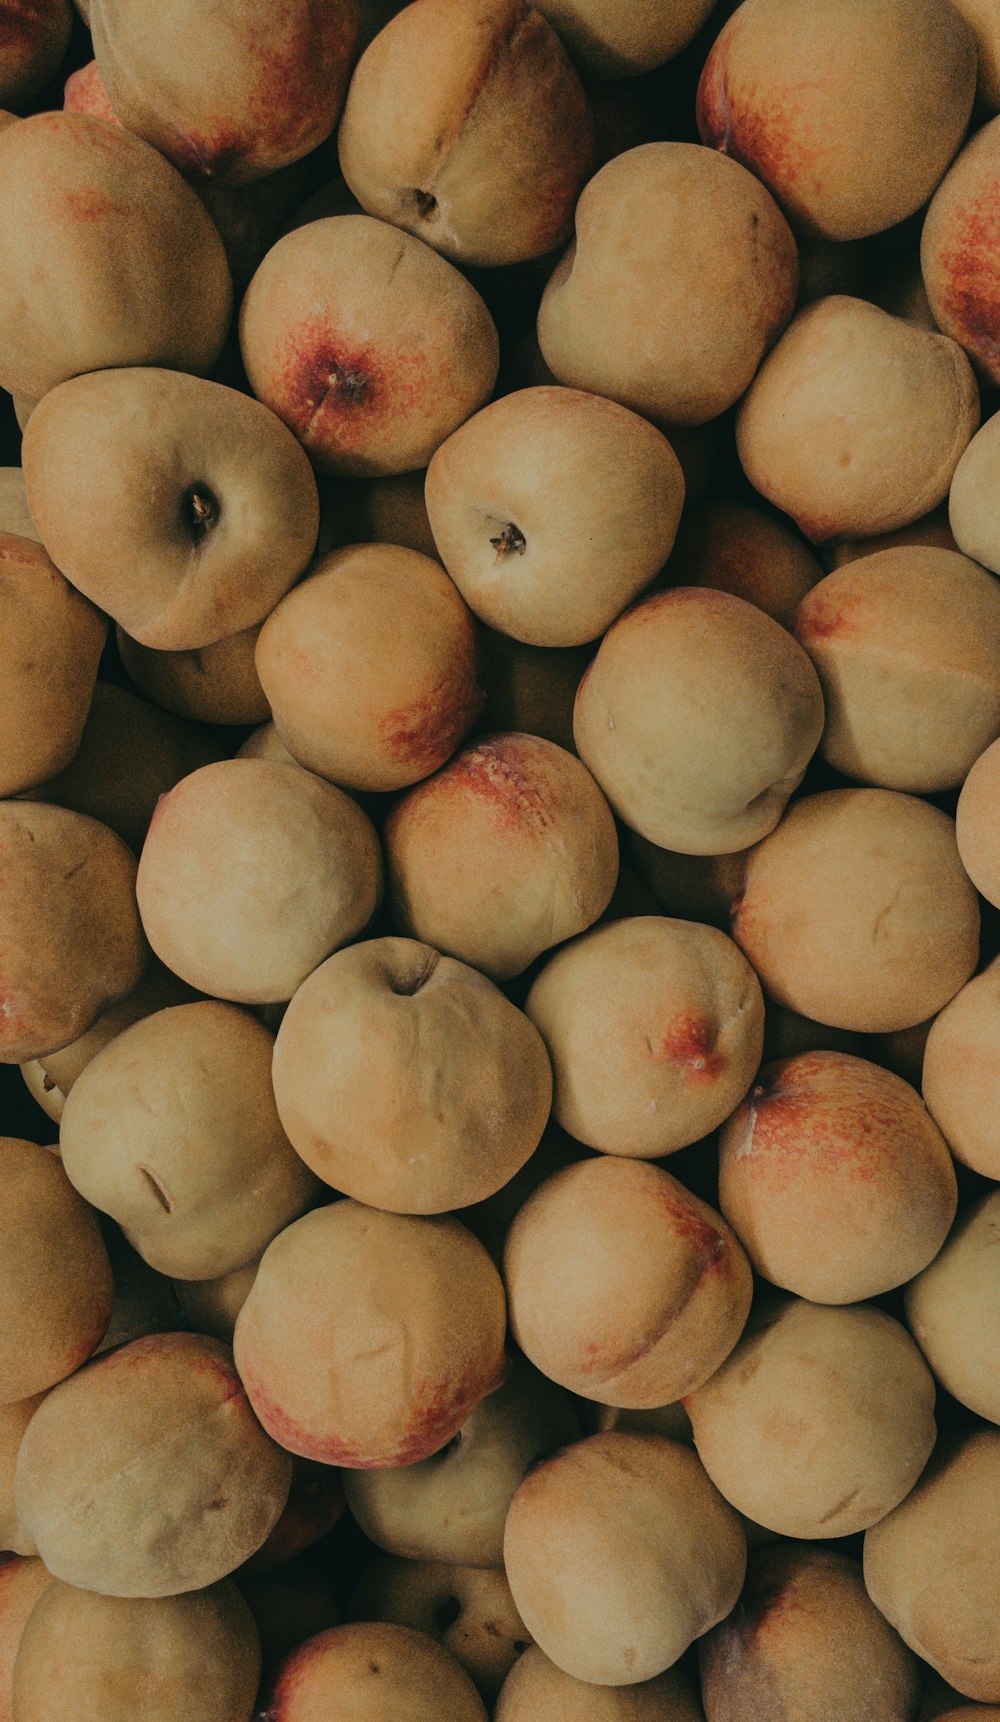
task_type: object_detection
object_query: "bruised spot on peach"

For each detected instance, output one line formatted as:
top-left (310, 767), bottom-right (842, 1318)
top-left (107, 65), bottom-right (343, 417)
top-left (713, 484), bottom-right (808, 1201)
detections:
top-left (428, 737), bottom-right (556, 835)
top-left (795, 591), bottom-right (855, 640)
top-left (271, 318), bottom-right (436, 463)
top-left (657, 1012), bottom-right (726, 1084)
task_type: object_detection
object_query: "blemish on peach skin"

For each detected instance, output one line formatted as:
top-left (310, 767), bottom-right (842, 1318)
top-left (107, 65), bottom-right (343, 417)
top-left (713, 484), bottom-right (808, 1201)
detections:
top-left (697, 26), bottom-right (825, 211)
top-left (938, 196), bottom-right (1000, 377)
top-left (269, 318), bottom-right (436, 466)
top-left (395, 735), bottom-right (556, 835)
top-left (794, 590), bottom-right (854, 642)
top-left (379, 655), bottom-right (485, 771)
top-left (655, 1011), bottom-right (726, 1084)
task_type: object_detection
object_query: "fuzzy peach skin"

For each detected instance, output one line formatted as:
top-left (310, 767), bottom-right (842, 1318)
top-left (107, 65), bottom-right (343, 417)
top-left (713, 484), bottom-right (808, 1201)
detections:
top-left (495, 1647), bottom-right (705, 1721)
top-left (718, 1051), bottom-right (957, 1305)
top-left (956, 736), bottom-right (1000, 907)
top-left (424, 387), bottom-right (684, 648)
top-left (0, 1397), bottom-right (44, 1554)
top-left (476, 634), bottom-right (590, 755)
top-left (952, 0), bottom-right (1000, 108)
top-left (383, 732), bottom-right (619, 980)
top-left (905, 1192), bottom-right (1000, 1425)
top-left (683, 1296), bottom-right (937, 1540)
top-left (0, 802), bottom-right (149, 1064)
top-left (794, 547), bottom-right (1000, 792)
top-left (504, 1157), bottom-right (752, 1410)
top-left (271, 938), bottom-right (551, 1214)
top-left (0, 534), bottom-right (106, 798)
top-left (342, 1356), bottom-right (579, 1568)
top-left (11, 1578), bottom-right (261, 1722)
top-left (922, 116), bottom-right (1000, 384)
top-left (239, 215), bottom-right (499, 476)
top-left (0, 1557), bottom-right (51, 1722)
top-left (864, 1429), bottom-right (1000, 1702)
top-left (117, 623), bottom-right (271, 727)
top-left (573, 588), bottom-right (824, 855)
top-left (0, 112), bottom-right (231, 401)
top-left (255, 544), bottom-right (484, 792)
top-left (730, 789), bottom-right (980, 1033)
top-left (696, 0), bottom-right (976, 240)
top-left (949, 413), bottom-right (1000, 576)
top-left (337, 0), bottom-right (594, 268)
top-left (698, 1543), bottom-right (922, 1722)
top-left (349, 1558), bottom-right (529, 1703)
top-left (0, 2), bottom-right (72, 110)
top-left (922, 958), bottom-right (1000, 1178)
top-left (136, 760), bottom-right (382, 1005)
top-left (659, 499), bottom-right (820, 629)
top-left (59, 1002), bottom-right (319, 1282)
top-left (735, 298), bottom-right (979, 544)
top-left (824, 503), bottom-right (959, 570)
top-left (534, 0), bottom-right (715, 78)
top-left (257, 1621), bottom-right (488, 1721)
top-left (232, 1202), bottom-right (508, 1468)
top-left (503, 1432), bottom-right (746, 1685)
top-left (22, 368), bottom-right (319, 653)
top-left (0, 1138), bottom-right (112, 1405)
top-left (536, 143), bottom-right (798, 427)
top-left (525, 915), bottom-right (764, 1157)
top-left (89, 0), bottom-right (356, 184)
top-left (14, 1332), bottom-right (292, 1596)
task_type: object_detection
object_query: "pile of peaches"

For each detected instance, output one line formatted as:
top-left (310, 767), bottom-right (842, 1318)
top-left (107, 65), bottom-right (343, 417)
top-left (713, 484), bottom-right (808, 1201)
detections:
top-left (2, 0), bottom-right (1000, 1716)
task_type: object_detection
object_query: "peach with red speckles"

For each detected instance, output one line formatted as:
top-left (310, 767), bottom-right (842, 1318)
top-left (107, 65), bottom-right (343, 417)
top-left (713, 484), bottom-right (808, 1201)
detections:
top-left (495, 1646), bottom-right (704, 1720)
top-left (525, 915), bottom-right (764, 1157)
top-left (63, 57), bottom-right (117, 122)
top-left (272, 938), bottom-right (551, 1215)
top-left (14, 1331), bottom-right (293, 1596)
top-left (698, 1543), bottom-right (923, 1722)
top-left (537, 143), bottom-right (798, 427)
top-left (573, 587), bottom-right (823, 855)
top-left (384, 731), bottom-right (619, 981)
top-left (89, 0), bottom-right (356, 184)
top-left (731, 789), bottom-right (980, 1033)
top-left (117, 623), bottom-right (271, 728)
top-left (503, 1432), bottom-right (746, 1685)
top-left (350, 1557), bottom-right (528, 1704)
top-left (736, 297), bottom-right (979, 544)
top-left (0, 1), bottom-right (71, 112)
top-left (697, 0), bottom-right (975, 240)
top-left (338, 0), bottom-right (593, 268)
top-left (504, 1156), bottom-right (753, 1408)
top-left (794, 547), bottom-right (1000, 791)
top-left (259, 1621), bottom-right (488, 1721)
top-left (255, 543), bottom-right (483, 792)
top-left (0, 112), bottom-right (231, 401)
top-left (718, 1050), bottom-right (957, 1304)
top-left (923, 117), bottom-right (1000, 383)
top-left (342, 1355), bottom-right (579, 1569)
top-left (232, 1201), bottom-right (508, 1468)
top-left (659, 498), bottom-right (821, 629)
top-left (0, 1556), bottom-right (51, 1721)
top-left (240, 215), bottom-right (499, 476)
top-left (922, 958), bottom-right (1000, 1181)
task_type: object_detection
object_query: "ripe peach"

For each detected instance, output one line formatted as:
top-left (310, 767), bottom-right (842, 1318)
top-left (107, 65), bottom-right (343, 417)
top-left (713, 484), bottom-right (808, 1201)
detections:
top-left (495, 1647), bottom-right (705, 1720)
top-left (824, 503), bottom-right (959, 569)
top-left (660, 499), bottom-right (820, 629)
top-left (0, 1396), bottom-right (44, 1554)
top-left (0, 469), bottom-right (38, 541)
top-left (0, 1556), bottom-right (52, 1722)
top-left (173, 1260), bottom-right (259, 1346)
top-left (258, 1622), bottom-right (488, 1721)
top-left (922, 115), bottom-right (1000, 383)
top-left (949, 410), bottom-right (1000, 575)
top-left (533, 0), bottom-right (716, 78)
top-left (242, 1458), bottom-right (345, 1574)
top-left (905, 1192), bottom-right (1000, 1425)
top-left (350, 1558), bottom-right (529, 1702)
top-left (117, 625), bottom-right (270, 728)
top-left (922, 958), bottom-right (1000, 1179)
top-left (62, 56), bottom-right (117, 122)
top-left (28, 957), bottom-right (193, 1119)
top-left (628, 839), bottom-right (747, 929)
top-left (956, 735), bottom-right (1000, 907)
top-left (951, 0), bottom-right (1000, 108)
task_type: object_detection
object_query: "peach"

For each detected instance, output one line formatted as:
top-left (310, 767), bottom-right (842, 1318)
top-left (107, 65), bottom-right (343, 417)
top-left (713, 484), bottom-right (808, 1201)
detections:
top-left (258, 1622), bottom-right (488, 1721)
top-left (957, 736), bottom-right (1000, 906)
top-left (731, 789), bottom-right (980, 1032)
top-left (460, 1121), bottom-right (585, 1269)
top-left (341, 1356), bottom-right (579, 1567)
top-left (232, 1201), bottom-right (508, 1467)
top-left (736, 297), bottom-right (979, 543)
top-left (424, 387), bottom-right (684, 647)
top-left (90, 1231), bottom-right (179, 1360)
top-left (905, 1192), bottom-right (1000, 1425)
top-left (495, 1647), bottom-right (706, 1720)
top-left (59, 1001), bottom-right (318, 1281)
top-left (796, 544), bottom-right (1000, 789)
top-left (952, 0), bottom-right (1000, 108)
top-left (62, 55), bottom-right (117, 122)
top-left (698, 1543), bottom-right (922, 1722)
top-left (503, 1432), bottom-right (746, 1685)
top-left (660, 499), bottom-right (821, 629)
top-left (0, 1137), bottom-right (112, 1404)
top-left (236, 722), bottom-right (304, 772)
top-left (239, 215), bottom-right (499, 476)
top-left (573, 588), bottom-right (824, 854)
top-left (525, 915), bottom-right (763, 1157)
top-left (383, 732), bottom-right (619, 980)
top-left (0, 1397), bottom-right (44, 1554)
top-left (0, 469), bottom-right (38, 541)
top-left (350, 1557), bottom-right (529, 1702)
top-left (271, 938), bottom-right (551, 1213)
top-left (255, 544), bottom-right (484, 791)
top-left (0, 1557), bottom-right (51, 1721)
top-left (28, 957), bottom-right (193, 1116)
top-left (0, 532), bottom-right (106, 797)
top-left (533, 0), bottom-right (716, 78)
top-left (536, 143), bottom-right (798, 426)
top-left (0, 112), bottom-right (231, 401)
top-left (89, 0), bottom-right (357, 183)
top-left (22, 367), bottom-right (319, 652)
top-left (684, 1296), bottom-right (937, 1538)
top-left (922, 116), bottom-right (1000, 383)
top-left (11, 1578), bottom-right (261, 1721)
top-left (504, 1157), bottom-right (752, 1409)
top-left (0, 2), bottom-right (71, 111)
top-left (864, 1429), bottom-right (1000, 1702)
top-left (476, 633), bottom-right (590, 755)
top-left (824, 503), bottom-right (959, 569)
top-left (337, 0), bottom-right (594, 267)
top-left (117, 624), bottom-right (270, 727)
top-left (950, 411), bottom-right (1000, 575)
top-left (696, 0), bottom-right (976, 239)
top-left (197, 161), bottom-right (312, 293)
top-left (719, 1051), bottom-right (958, 1303)
top-left (922, 958), bottom-right (1000, 1178)
top-left (136, 760), bottom-right (382, 1005)
top-left (0, 801), bottom-right (149, 1064)
top-left (14, 1332), bottom-right (293, 1595)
